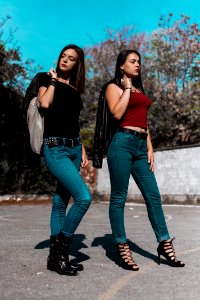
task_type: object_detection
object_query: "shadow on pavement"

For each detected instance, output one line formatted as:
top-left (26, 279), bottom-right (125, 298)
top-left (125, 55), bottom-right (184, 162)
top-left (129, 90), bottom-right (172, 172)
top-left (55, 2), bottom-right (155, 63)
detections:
top-left (34, 233), bottom-right (90, 264)
top-left (91, 234), bottom-right (159, 266)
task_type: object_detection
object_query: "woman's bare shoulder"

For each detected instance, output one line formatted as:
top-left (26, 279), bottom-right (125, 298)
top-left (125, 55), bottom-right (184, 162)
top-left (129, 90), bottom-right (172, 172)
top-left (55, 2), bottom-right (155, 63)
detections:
top-left (106, 83), bottom-right (123, 97)
top-left (106, 83), bottom-right (122, 92)
top-left (107, 82), bottom-right (120, 89)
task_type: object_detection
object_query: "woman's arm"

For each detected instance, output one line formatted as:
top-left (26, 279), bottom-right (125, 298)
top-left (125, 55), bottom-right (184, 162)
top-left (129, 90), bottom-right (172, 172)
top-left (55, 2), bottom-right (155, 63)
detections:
top-left (105, 78), bottom-right (131, 120)
top-left (147, 128), bottom-right (154, 172)
top-left (38, 69), bottom-right (57, 109)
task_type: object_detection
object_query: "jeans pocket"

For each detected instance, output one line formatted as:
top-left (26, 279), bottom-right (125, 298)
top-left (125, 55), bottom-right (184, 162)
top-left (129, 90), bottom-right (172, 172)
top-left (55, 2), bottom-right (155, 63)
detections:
top-left (44, 145), bottom-right (65, 165)
top-left (140, 139), bottom-right (148, 154)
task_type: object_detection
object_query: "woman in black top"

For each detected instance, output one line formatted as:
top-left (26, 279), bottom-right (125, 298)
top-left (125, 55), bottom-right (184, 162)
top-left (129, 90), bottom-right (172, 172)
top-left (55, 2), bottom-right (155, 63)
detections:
top-left (38, 44), bottom-right (92, 276)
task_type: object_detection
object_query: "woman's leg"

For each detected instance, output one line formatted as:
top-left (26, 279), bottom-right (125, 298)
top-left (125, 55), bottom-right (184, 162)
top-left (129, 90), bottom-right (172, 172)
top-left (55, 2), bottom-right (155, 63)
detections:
top-left (50, 183), bottom-right (71, 236)
top-left (107, 133), bottom-right (133, 243)
top-left (50, 149), bottom-right (83, 237)
top-left (130, 140), bottom-right (170, 243)
top-left (44, 144), bottom-right (91, 238)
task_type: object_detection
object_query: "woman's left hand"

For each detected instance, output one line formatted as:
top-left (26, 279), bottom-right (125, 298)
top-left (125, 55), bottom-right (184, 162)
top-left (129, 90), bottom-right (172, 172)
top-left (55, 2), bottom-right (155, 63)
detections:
top-left (148, 147), bottom-right (154, 172)
top-left (81, 145), bottom-right (89, 168)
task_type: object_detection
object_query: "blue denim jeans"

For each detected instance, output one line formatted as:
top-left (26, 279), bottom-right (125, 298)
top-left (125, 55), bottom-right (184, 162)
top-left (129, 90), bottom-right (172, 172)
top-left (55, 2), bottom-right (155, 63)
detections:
top-left (43, 138), bottom-right (91, 238)
top-left (107, 131), bottom-right (170, 244)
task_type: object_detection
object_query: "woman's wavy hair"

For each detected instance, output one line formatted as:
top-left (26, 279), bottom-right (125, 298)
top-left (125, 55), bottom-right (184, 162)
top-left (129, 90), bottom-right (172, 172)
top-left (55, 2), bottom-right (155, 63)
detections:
top-left (56, 44), bottom-right (85, 93)
top-left (114, 49), bottom-right (145, 94)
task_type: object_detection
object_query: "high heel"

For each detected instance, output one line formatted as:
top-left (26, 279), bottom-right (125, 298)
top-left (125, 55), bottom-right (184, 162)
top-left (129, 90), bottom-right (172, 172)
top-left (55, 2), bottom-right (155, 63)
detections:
top-left (117, 242), bottom-right (139, 271)
top-left (157, 238), bottom-right (185, 267)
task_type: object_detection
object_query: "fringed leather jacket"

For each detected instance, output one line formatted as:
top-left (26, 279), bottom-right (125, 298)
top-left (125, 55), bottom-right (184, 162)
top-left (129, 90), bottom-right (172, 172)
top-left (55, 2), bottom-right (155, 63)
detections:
top-left (92, 79), bottom-right (121, 168)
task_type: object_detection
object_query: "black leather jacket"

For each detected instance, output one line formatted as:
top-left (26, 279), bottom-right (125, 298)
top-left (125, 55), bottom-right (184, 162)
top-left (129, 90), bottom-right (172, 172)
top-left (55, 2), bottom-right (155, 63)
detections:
top-left (23, 72), bottom-right (47, 119)
top-left (23, 72), bottom-right (47, 154)
top-left (92, 79), bottom-right (121, 168)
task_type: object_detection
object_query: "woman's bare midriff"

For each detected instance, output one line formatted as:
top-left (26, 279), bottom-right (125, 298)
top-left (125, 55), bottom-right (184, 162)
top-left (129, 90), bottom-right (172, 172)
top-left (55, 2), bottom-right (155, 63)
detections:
top-left (123, 126), bottom-right (147, 134)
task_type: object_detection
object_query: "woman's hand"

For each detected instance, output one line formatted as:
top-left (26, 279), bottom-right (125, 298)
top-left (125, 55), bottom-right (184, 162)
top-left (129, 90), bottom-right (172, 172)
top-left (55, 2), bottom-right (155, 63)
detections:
top-left (148, 146), bottom-right (154, 172)
top-left (48, 68), bottom-right (58, 80)
top-left (81, 145), bottom-right (89, 168)
top-left (147, 128), bottom-right (154, 172)
top-left (121, 77), bottom-right (132, 89)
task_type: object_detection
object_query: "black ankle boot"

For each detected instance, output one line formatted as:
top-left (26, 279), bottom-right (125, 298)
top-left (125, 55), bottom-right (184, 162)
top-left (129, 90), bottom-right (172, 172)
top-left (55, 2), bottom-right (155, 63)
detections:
top-left (57, 232), bottom-right (84, 271)
top-left (47, 234), bottom-right (76, 276)
top-left (47, 235), bottom-right (58, 271)
top-left (47, 234), bottom-right (77, 276)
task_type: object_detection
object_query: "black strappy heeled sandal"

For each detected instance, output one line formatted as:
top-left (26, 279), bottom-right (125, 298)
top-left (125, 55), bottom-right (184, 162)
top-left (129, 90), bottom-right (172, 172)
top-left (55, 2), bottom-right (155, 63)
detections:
top-left (117, 242), bottom-right (139, 271)
top-left (157, 238), bottom-right (185, 267)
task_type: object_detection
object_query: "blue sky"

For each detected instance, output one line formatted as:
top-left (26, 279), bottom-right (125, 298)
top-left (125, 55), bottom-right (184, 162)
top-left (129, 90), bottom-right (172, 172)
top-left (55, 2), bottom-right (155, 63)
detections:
top-left (1, 0), bottom-right (200, 71)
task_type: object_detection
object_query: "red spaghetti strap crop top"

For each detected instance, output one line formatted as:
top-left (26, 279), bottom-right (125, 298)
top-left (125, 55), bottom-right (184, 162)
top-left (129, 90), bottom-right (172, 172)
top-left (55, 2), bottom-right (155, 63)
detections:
top-left (120, 91), bottom-right (151, 129)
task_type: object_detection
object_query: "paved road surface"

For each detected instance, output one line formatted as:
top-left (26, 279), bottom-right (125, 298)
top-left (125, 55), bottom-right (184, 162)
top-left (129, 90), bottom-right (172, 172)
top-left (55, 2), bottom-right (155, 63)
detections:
top-left (0, 202), bottom-right (200, 300)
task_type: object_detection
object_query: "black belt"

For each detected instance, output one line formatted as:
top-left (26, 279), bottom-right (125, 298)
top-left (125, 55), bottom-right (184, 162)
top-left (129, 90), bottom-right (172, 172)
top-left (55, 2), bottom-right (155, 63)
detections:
top-left (44, 137), bottom-right (80, 148)
top-left (118, 128), bottom-right (147, 139)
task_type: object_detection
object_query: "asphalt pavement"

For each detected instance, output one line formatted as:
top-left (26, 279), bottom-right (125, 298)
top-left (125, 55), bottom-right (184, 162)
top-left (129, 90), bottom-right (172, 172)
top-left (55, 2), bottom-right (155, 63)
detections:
top-left (0, 202), bottom-right (200, 300)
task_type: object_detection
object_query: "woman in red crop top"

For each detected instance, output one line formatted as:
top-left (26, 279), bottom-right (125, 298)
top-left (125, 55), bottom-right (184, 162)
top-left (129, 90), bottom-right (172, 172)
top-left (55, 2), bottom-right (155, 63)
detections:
top-left (105, 49), bottom-right (184, 270)
top-left (38, 45), bottom-right (92, 276)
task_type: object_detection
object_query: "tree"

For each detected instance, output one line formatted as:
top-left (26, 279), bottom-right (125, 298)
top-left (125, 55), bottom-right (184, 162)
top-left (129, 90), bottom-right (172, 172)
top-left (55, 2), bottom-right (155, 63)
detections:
top-left (0, 16), bottom-right (49, 195)
top-left (0, 15), bottom-right (42, 94)
top-left (82, 14), bottom-right (200, 151)
top-left (145, 14), bottom-right (200, 146)
top-left (1, 13), bottom-right (199, 194)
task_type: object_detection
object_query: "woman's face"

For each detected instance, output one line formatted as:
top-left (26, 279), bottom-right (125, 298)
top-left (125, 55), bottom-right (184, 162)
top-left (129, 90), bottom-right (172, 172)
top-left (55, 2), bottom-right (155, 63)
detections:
top-left (59, 48), bottom-right (78, 73)
top-left (120, 52), bottom-right (140, 77)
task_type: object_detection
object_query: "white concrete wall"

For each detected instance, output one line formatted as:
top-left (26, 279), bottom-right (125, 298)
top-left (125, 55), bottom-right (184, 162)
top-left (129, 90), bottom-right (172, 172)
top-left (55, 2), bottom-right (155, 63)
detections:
top-left (96, 146), bottom-right (200, 203)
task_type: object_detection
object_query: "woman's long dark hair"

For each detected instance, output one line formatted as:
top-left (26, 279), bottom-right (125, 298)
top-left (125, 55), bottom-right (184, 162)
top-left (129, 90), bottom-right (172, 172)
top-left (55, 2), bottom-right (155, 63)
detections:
top-left (56, 44), bottom-right (85, 93)
top-left (114, 49), bottom-right (145, 94)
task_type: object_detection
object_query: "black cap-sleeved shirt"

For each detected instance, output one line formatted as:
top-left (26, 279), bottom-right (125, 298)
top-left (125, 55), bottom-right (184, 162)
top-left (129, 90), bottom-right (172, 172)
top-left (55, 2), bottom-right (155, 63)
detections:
top-left (39, 73), bottom-right (83, 139)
